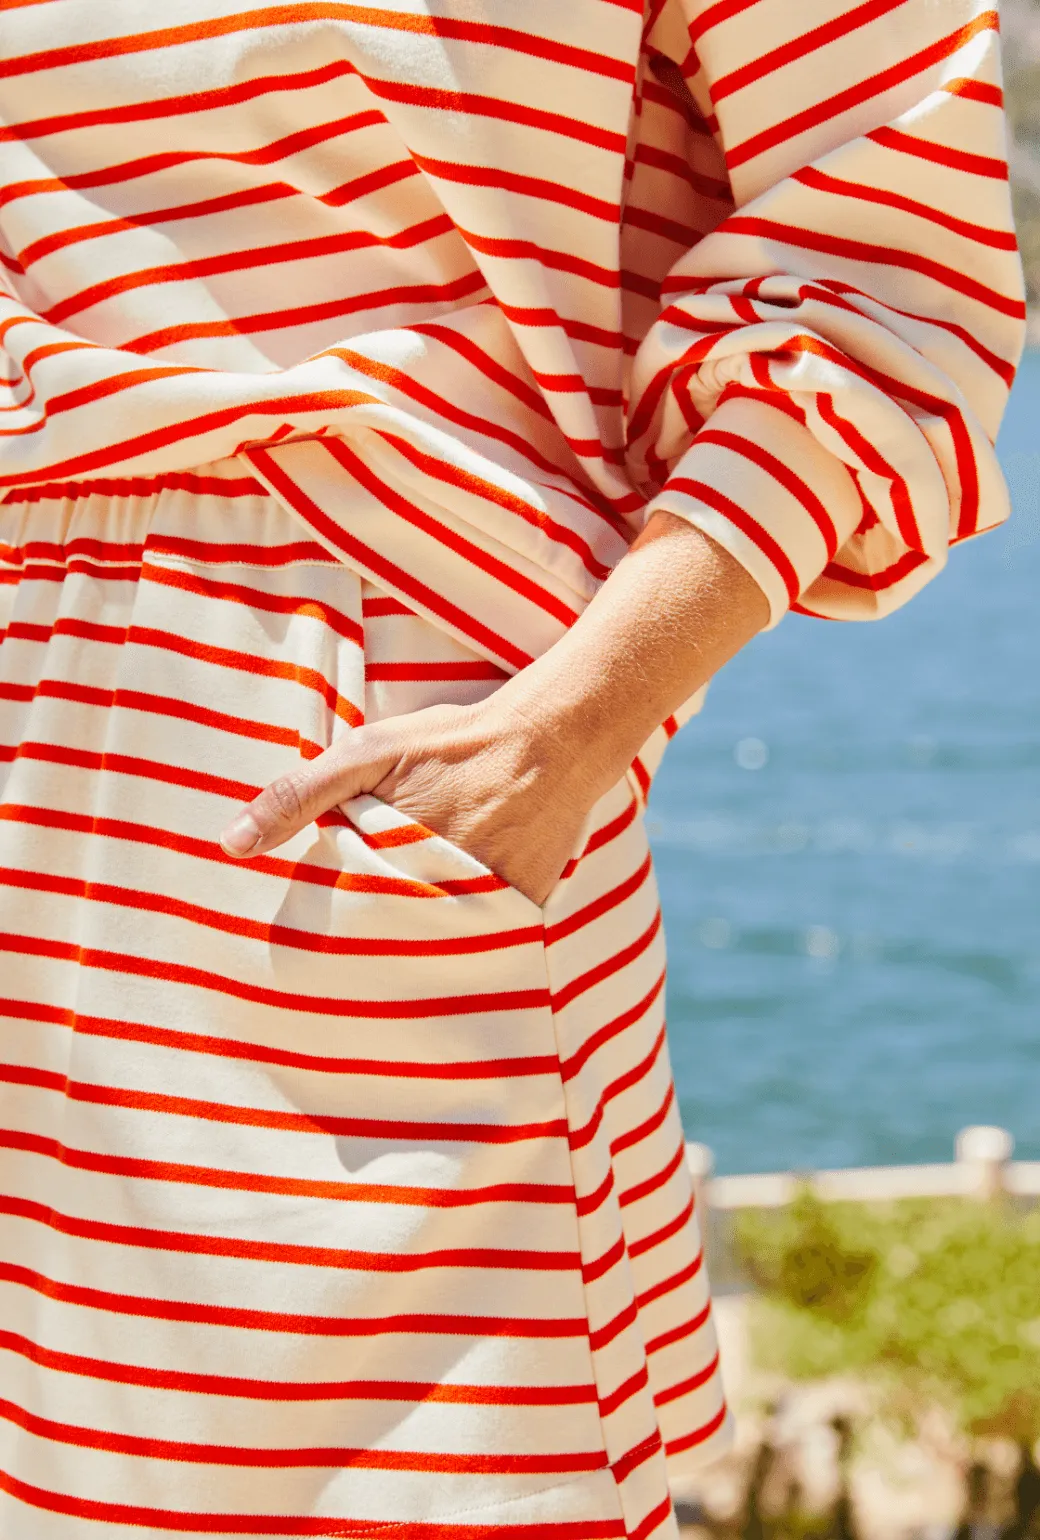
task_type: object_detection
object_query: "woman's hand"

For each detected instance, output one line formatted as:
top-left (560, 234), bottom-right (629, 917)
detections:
top-left (218, 512), bottom-right (770, 902)
top-left (218, 690), bottom-right (608, 906)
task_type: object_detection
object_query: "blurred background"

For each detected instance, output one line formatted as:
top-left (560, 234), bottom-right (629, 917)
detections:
top-left (655, 10), bottom-right (1040, 1534)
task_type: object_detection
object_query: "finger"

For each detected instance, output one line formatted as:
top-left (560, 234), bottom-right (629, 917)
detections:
top-left (219, 730), bottom-right (394, 858)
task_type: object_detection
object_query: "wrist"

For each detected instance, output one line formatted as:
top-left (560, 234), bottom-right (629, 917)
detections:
top-left (491, 658), bottom-right (647, 798)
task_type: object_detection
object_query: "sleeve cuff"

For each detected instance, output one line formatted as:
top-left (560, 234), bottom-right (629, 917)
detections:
top-left (644, 392), bottom-right (866, 628)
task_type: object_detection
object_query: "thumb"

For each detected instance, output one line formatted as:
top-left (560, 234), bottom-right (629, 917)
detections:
top-left (219, 728), bottom-right (395, 858)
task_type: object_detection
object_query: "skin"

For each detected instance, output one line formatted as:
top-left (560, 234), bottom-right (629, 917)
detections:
top-left (218, 509), bottom-right (770, 904)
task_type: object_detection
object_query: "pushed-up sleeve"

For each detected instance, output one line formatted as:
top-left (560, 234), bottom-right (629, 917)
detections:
top-left (629, 0), bottom-right (1026, 625)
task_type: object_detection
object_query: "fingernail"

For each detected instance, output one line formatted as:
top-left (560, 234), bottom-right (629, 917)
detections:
top-left (220, 812), bottom-right (261, 857)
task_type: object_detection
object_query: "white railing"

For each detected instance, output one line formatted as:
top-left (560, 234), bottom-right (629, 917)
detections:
top-left (686, 1125), bottom-right (1040, 1212)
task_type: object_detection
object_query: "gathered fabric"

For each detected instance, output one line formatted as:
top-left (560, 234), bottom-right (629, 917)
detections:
top-left (0, 466), bottom-right (724, 1538)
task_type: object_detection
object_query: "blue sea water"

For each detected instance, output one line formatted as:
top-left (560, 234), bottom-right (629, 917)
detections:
top-left (652, 350), bottom-right (1040, 1176)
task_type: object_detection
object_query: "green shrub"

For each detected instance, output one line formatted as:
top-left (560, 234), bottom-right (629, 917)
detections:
top-left (733, 1192), bottom-right (1040, 1440)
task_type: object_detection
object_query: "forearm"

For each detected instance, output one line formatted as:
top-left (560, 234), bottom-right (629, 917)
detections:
top-left (500, 510), bottom-right (770, 794)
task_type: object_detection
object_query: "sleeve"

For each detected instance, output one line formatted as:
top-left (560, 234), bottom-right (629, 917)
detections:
top-left (629, 0), bottom-right (1027, 625)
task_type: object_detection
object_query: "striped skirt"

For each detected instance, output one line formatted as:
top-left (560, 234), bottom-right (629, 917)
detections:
top-left (0, 461), bottom-right (728, 1539)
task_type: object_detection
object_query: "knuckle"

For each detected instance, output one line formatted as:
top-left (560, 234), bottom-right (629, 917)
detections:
top-left (265, 773), bottom-right (306, 825)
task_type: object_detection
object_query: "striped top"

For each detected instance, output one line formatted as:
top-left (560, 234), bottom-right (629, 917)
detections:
top-left (0, 0), bottom-right (1027, 657)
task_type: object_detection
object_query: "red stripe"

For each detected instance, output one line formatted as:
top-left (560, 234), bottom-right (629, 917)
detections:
top-left (627, 1193), bottom-right (694, 1263)
top-left (814, 391), bottom-right (921, 549)
top-left (147, 536), bottom-right (333, 565)
top-left (0, 622), bottom-right (52, 644)
top-left (589, 1298), bottom-right (638, 1353)
top-left (721, 373), bottom-right (810, 424)
top-left (869, 123), bottom-right (1009, 180)
top-left (551, 910), bottom-right (662, 1013)
top-left (749, 321), bottom-right (982, 538)
top-left (603, 1025), bottom-right (667, 1115)
top-left (808, 277), bottom-right (1017, 387)
top-left (17, 181), bottom-right (299, 269)
top-left (2, 738), bottom-right (260, 804)
top-left (129, 622), bottom-right (363, 720)
top-left (611, 1429), bottom-right (663, 1486)
top-left (0, 1325), bottom-right (594, 1404)
top-left (545, 853), bottom-right (653, 946)
top-left (365, 660), bottom-right (507, 681)
top-left (0, 338), bottom-right (108, 417)
top-left (630, 1499), bottom-right (678, 1540)
top-left (2, 471), bottom-right (267, 503)
top-left (944, 75), bottom-right (1003, 108)
top-left (0, 1191), bottom-right (580, 1273)
top-left (0, 57), bottom-right (363, 146)
top-left (721, 214), bottom-right (1025, 319)
top-left (618, 1140), bottom-right (686, 1209)
top-left (560, 794), bottom-right (640, 881)
top-left (251, 442), bottom-right (537, 670)
top-left (560, 972), bottom-right (665, 1084)
top-left (664, 1401), bottom-right (729, 1456)
top-left (727, 12), bottom-right (999, 168)
top-left (733, 333), bottom-right (960, 546)
top-left (666, 476), bottom-right (802, 604)
top-left (571, 1027), bottom-right (668, 1156)
top-left (642, 76), bottom-right (709, 136)
top-left (0, 382), bottom-right (391, 488)
top-left (378, 429), bottom-right (605, 590)
top-left (0, 1126), bottom-right (574, 1211)
top-left (0, 990), bottom-right (560, 1081)
top-left (128, 271), bottom-right (490, 356)
top-left (44, 215), bottom-right (454, 329)
top-left (362, 594), bottom-right (416, 618)
top-left (143, 560), bottom-right (364, 644)
top-left (0, 362), bottom-right (203, 440)
top-left (634, 142), bottom-right (731, 202)
top-left (580, 1232), bottom-right (625, 1281)
top-left (688, 0), bottom-right (765, 46)
top-left (0, 110), bottom-right (387, 213)
top-left (0, 1055), bottom-right (563, 1142)
top-left (821, 547), bottom-right (929, 591)
top-left (43, 618), bottom-right (365, 724)
top-left (497, 299), bottom-right (627, 353)
top-left (694, 426), bottom-right (839, 555)
top-left (1, 7), bottom-right (634, 86)
top-left (454, 224), bottom-right (621, 292)
top-left (0, 1257), bottom-right (590, 1341)
top-left (410, 319), bottom-right (555, 426)
top-left (17, 674), bottom-right (325, 754)
top-left (624, 202), bottom-right (701, 249)
top-left (320, 157), bottom-right (421, 209)
top-left (0, 799), bottom-right (505, 900)
top-left (711, 0), bottom-right (909, 102)
top-left (794, 164), bottom-right (1018, 250)
top-left (644, 1299), bottom-right (712, 1356)
top-left (367, 78), bottom-right (626, 157)
top-left (610, 1082), bottom-right (676, 1160)
top-left (0, 557), bottom-right (141, 582)
top-left (598, 1365), bottom-right (650, 1420)
top-left (0, 1466), bottom-right (626, 1536)
top-left (317, 336), bottom-right (618, 485)
top-left (630, 754), bottom-right (652, 803)
top-left (413, 152), bottom-right (619, 223)
top-left (654, 1352), bottom-right (722, 1408)
top-left (0, 1394), bottom-right (608, 1474)
top-left (636, 1250), bottom-right (705, 1311)
top-left (0, 928), bottom-right (551, 1020)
